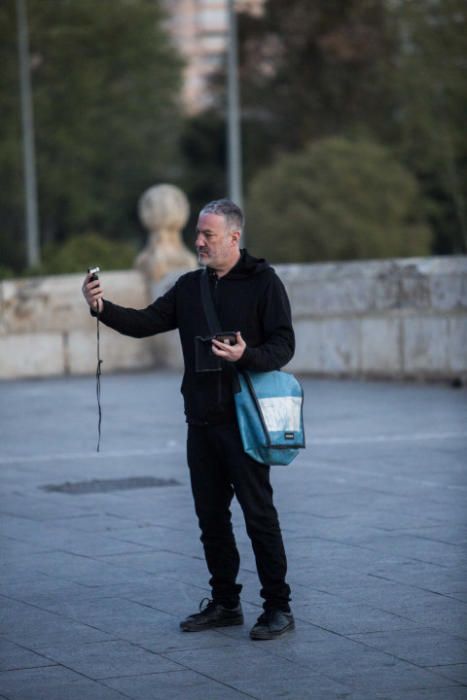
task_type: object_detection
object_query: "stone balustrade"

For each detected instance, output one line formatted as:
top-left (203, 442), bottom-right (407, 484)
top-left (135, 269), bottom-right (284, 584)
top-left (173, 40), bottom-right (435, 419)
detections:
top-left (1, 256), bottom-right (466, 381)
top-left (280, 256), bottom-right (467, 380)
top-left (0, 271), bottom-right (154, 379)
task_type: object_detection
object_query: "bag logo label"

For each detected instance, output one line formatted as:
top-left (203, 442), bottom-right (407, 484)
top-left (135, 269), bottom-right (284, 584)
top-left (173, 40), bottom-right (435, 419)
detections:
top-left (284, 432), bottom-right (295, 440)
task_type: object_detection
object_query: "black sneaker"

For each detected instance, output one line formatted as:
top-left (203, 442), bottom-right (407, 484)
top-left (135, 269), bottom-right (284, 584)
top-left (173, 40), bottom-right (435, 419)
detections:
top-left (249, 609), bottom-right (295, 640)
top-left (180, 598), bottom-right (244, 632)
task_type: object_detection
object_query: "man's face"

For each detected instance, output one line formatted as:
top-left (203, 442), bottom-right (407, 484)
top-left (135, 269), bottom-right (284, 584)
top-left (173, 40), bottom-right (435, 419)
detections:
top-left (195, 212), bottom-right (238, 269)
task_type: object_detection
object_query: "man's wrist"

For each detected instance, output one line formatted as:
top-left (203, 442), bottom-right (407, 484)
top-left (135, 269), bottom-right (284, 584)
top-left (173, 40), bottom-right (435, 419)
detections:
top-left (90, 299), bottom-right (104, 317)
top-left (235, 346), bottom-right (253, 368)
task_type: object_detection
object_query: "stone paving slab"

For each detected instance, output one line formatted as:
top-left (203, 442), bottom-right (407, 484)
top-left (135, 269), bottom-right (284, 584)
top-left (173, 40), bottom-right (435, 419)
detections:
top-left (345, 688), bottom-right (467, 700)
top-left (0, 371), bottom-right (466, 700)
top-left (0, 666), bottom-right (135, 700)
top-left (102, 669), bottom-right (259, 700)
top-left (427, 665), bottom-right (467, 686)
top-left (39, 639), bottom-right (182, 680)
top-left (349, 628), bottom-right (467, 667)
top-left (0, 640), bottom-right (55, 673)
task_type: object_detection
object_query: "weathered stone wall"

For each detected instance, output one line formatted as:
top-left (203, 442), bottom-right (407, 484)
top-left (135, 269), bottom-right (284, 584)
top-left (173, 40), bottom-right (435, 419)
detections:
top-left (0, 271), bottom-right (155, 379)
top-left (280, 256), bottom-right (467, 380)
top-left (1, 256), bottom-right (466, 380)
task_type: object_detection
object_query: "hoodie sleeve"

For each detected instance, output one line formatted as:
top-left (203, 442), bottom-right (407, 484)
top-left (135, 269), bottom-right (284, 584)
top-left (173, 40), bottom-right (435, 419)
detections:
top-left (90, 283), bottom-right (177, 338)
top-left (236, 272), bottom-right (295, 371)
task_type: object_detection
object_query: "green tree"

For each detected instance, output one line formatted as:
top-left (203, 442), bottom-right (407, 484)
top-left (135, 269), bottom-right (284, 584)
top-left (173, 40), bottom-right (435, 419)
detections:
top-left (390, 0), bottom-right (467, 254)
top-left (227, 0), bottom-right (466, 255)
top-left (37, 232), bottom-right (136, 275)
top-left (246, 138), bottom-right (432, 263)
top-left (0, 0), bottom-right (183, 273)
top-left (179, 109), bottom-right (227, 249)
top-left (236, 0), bottom-right (396, 150)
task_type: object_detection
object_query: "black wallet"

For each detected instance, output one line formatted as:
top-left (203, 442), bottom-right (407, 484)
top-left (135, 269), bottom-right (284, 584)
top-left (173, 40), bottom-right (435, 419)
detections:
top-left (194, 332), bottom-right (237, 373)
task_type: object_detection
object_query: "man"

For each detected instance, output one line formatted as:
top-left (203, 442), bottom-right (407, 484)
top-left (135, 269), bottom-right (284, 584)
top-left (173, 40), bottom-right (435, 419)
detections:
top-left (82, 199), bottom-right (295, 640)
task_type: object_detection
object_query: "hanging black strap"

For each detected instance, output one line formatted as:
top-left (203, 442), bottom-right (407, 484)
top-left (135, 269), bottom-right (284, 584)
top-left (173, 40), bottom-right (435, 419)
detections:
top-left (200, 269), bottom-right (241, 393)
top-left (95, 307), bottom-right (103, 452)
top-left (200, 268), bottom-right (222, 335)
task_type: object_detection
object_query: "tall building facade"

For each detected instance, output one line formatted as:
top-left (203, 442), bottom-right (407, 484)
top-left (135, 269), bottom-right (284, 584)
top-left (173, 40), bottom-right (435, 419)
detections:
top-left (162, 0), bottom-right (264, 112)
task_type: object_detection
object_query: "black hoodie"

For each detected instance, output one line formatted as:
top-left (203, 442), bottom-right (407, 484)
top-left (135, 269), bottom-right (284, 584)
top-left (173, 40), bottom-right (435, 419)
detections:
top-left (94, 250), bottom-right (295, 424)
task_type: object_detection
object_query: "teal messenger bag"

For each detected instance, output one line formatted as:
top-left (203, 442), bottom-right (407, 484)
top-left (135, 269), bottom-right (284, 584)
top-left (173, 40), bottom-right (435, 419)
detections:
top-left (200, 270), bottom-right (305, 466)
top-left (234, 368), bottom-right (305, 465)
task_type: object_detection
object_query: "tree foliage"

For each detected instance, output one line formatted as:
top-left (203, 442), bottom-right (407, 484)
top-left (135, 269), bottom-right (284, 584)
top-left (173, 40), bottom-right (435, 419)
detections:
top-left (36, 233), bottom-right (136, 276)
top-left (191, 0), bottom-right (466, 259)
top-left (179, 109), bottom-right (227, 249)
top-left (246, 138), bottom-right (432, 263)
top-left (389, 0), bottom-right (467, 254)
top-left (237, 0), bottom-right (397, 149)
top-left (0, 0), bottom-right (183, 273)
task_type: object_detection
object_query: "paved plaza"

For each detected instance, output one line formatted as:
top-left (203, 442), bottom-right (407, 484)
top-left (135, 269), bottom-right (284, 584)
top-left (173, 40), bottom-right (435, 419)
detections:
top-left (0, 370), bottom-right (466, 699)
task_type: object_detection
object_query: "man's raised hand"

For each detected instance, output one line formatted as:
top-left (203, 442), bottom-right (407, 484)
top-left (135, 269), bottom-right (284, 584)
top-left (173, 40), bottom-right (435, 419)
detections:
top-left (82, 272), bottom-right (104, 313)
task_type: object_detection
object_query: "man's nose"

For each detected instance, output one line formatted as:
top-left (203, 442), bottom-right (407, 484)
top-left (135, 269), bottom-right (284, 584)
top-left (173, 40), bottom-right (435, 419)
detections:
top-left (195, 234), bottom-right (205, 248)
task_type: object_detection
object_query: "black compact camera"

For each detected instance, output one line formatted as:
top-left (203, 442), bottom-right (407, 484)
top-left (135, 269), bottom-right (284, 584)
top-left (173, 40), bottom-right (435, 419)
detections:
top-left (195, 332), bottom-right (237, 372)
top-left (88, 266), bottom-right (100, 282)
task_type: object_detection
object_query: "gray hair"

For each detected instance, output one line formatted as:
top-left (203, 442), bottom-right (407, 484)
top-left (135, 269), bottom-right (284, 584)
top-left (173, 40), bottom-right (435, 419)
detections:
top-left (199, 199), bottom-right (244, 235)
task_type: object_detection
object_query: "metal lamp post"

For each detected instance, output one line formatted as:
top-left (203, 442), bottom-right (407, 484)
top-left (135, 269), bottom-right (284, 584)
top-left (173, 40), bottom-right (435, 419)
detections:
top-left (227, 0), bottom-right (243, 234)
top-left (16, 0), bottom-right (41, 268)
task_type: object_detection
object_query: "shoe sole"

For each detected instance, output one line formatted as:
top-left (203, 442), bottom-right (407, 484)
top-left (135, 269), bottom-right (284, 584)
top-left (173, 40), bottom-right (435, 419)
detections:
top-left (249, 620), bottom-right (295, 640)
top-left (180, 617), bottom-right (244, 632)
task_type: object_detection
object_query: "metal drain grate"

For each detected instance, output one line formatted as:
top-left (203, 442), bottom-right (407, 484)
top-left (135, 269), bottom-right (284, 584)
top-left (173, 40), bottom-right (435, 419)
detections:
top-left (41, 476), bottom-right (181, 495)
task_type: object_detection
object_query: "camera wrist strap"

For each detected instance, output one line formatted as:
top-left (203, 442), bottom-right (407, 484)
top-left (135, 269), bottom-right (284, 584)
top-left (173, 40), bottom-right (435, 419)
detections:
top-left (95, 306), bottom-right (103, 452)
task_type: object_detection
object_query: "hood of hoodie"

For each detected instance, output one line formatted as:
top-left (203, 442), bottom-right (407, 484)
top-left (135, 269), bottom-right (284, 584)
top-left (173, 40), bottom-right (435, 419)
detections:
top-left (208, 248), bottom-right (271, 280)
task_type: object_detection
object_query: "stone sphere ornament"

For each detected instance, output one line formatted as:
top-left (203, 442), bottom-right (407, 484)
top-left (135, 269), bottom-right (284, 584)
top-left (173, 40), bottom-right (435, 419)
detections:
top-left (135, 184), bottom-right (197, 283)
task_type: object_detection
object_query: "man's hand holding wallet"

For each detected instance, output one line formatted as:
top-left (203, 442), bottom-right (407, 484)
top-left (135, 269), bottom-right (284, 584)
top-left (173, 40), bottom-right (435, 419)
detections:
top-left (212, 331), bottom-right (246, 362)
top-left (195, 331), bottom-right (246, 372)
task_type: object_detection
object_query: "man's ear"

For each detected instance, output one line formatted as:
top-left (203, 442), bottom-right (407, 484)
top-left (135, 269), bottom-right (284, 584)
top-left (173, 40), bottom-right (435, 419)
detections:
top-left (231, 230), bottom-right (241, 246)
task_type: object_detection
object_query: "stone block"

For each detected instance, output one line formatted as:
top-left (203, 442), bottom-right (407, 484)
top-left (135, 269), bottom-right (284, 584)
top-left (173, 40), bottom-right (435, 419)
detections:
top-left (0, 333), bottom-right (64, 379)
top-left (361, 318), bottom-right (401, 374)
top-left (371, 266), bottom-right (401, 311)
top-left (288, 319), bottom-right (323, 373)
top-left (403, 317), bottom-right (449, 374)
top-left (281, 257), bottom-right (467, 320)
top-left (463, 273), bottom-right (467, 307)
top-left (448, 317), bottom-right (467, 372)
top-left (68, 328), bottom-right (155, 375)
top-left (0, 270), bottom-right (148, 335)
top-left (430, 274), bottom-right (466, 311)
top-left (285, 267), bottom-right (377, 317)
top-left (320, 319), bottom-right (360, 374)
top-left (308, 277), bottom-right (375, 316)
top-left (399, 264), bottom-right (431, 309)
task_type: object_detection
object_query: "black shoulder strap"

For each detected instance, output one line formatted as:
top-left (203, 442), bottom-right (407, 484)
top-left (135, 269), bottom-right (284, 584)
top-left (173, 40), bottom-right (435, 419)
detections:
top-left (200, 269), bottom-right (222, 335)
top-left (200, 268), bottom-right (242, 392)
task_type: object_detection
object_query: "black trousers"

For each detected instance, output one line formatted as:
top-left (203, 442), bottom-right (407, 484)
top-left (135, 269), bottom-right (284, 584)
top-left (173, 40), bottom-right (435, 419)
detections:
top-left (187, 421), bottom-right (291, 611)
